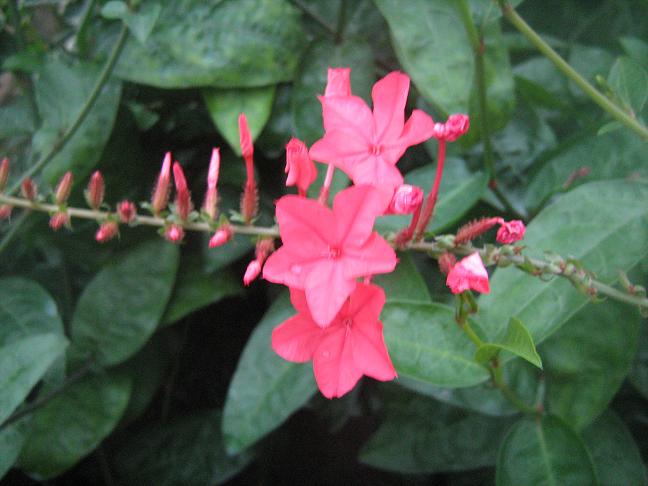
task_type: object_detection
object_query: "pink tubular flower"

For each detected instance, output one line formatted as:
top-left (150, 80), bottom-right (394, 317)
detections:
top-left (387, 184), bottom-right (424, 215)
top-left (209, 224), bottom-right (233, 248)
top-left (203, 148), bottom-right (220, 220)
top-left (324, 68), bottom-right (352, 97)
top-left (285, 138), bottom-right (317, 196)
top-left (263, 185), bottom-right (397, 326)
top-left (496, 220), bottom-right (526, 244)
top-left (85, 171), bottom-right (105, 210)
top-left (96, 221), bottom-right (119, 243)
top-left (446, 252), bottom-right (490, 294)
top-left (117, 200), bottom-right (137, 223)
top-left (173, 162), bottom-right (193, 221)
top-left (151, 152), bottom-right (172, 215)
top-left (272, 284), bottom-right (396, 399)
top-left (309, 71), bottom-right (435, 190)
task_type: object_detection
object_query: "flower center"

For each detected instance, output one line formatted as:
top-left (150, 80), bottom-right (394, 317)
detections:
top-left (369, 144), bottom-right (383, 155)
top-left (328, 246), bottom-right (342, 259)
top-left (343, 318), bottom-right (353, 328)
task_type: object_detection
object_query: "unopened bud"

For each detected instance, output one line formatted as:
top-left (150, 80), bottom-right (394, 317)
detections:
top-left (255, 238), bottom-right (275, 261)
top-left (85, 171), bottom-right (105, 210)
top-left (238, 113), bottom-right (253, 162)
top-left (95, 221), bottom-right (119, 243)
top-left (0, 205), bottom-right (12, 220)
top-left (54, 172), bottom-right (73, 205)
top-left (209, 224), bottom-right (233, 248)
top-left (0, 158), bottom-right (9, 192)
top-left (151, 152), bottom-right (172, 215)
top-left (438, 252), bottom-right (457, 275)
top-left (241, 182), bottom-right (258, 225)
top-left (203, 148), bottom-right (221, 220)
top-left (21, 178), bottom-right (37, 201)
top-left (164, 224), bottom-right (184, 244)
top-left (496, 220), bottom-right (526, 244)
top-left (388, 184), bottom-right (424, 215)
top-left (117, 200), bottom-right (136, 223)
top-left (173, 162), bottom-right (193, 221)
top-left (432, 114), bottom-right (470, 142)
top-left (49, 212), bottom-right (69, 231)
top-left (243, 260), bottom-right (262, 286)
top-left (324, 68), bottom-right (352, 97)
top-left (455, 217), bottom-right (502, 245)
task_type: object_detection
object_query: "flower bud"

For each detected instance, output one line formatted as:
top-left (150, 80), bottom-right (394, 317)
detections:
top-left (209, 224), bottom-right (233, 248)
top-left (285, 138), bottom-right (317, 196)
top-left (21, 178), bottom-right (37, 201)
top-left (49, 211), bottom-right (69, 231)
top-left (95, 221), bottom-right (119, 243)
top-left (85, 171), bottom-right (105, 210)
top-left (203, 148), bottom-right (220, 220)
top-left (0, 158), bottom-right (9, 192)
top-left (255, 238), bottom-right (275, 261)
top-left (446, 252), bottom-right (490, 294)
top-left (151, 152), bottom-right (172, 215)
top-left (243, 260), bottom-right (262, 286)
top-left (444, 114), bottom-right (470, 142)
top-left (0, 205), bottom-right (12, 220)
top-left (238, 113), bottom-right (254, 162)
top-left (324, 68), bottom-right (352, 97)
top-left (164, 224), bottom-right (184, 244)
top-left (438, 252), bottom-right (457, 275)
top-left (173, 162), bottom-right (193, 221)
top-left (54, 172), bottom-right (73, 205)
top-left (388, 184), bottom-right (424, 215)
top-left (455, 217), bottom-right (502, 245)
top-left (496, 220), bottom-right (526, 244)
top-left (117, 200), bottom-right (136, 223)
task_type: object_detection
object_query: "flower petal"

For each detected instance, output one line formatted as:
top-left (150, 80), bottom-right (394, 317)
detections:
top-left (372, 71), bottom-right (410, 142)
top-left (313, 327), bottom-right (363, 399)
top-left (305, 260), bottom-right (356, 326)
top-left (320, 95), bottom-right (374, 140)
top-left (275, 195), bottom-right (335, 252)
top-left (272, 314), bottom-right (323, 363)
top-left (333, 185), bottom-right (392, 247)
top-left (352, 317), bottom-right (396, 382)
top-left (341, 232), bottom-right (398, 279)
top-left (348, 155), bottom-right (404, 189)
top-left (262, 246), bottom-right (316, 289)
top-left (309, 129), bottom-right (370, 169)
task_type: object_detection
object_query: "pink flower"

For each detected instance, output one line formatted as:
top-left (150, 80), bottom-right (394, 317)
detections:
top-left (309, 71), bottom-right (435, 190)
top-left (272, 284), bottom-right (396, 399)
top-left (446, 252), bottom-right (490, 294)
top-left (243, 260), bottom-right (262, 286)
top-left (96, 221), bottom-right (119, 243)
top-left (432, 114), bottom-right (470, 142)
top-left (263, 185), bottom-right (397, 326)
top-left (117, 200), bottom-right (137, 223)
top-left (324, 68), bottom-right (351, 97)
top-left (202, 148), bottom-right (220, 220)
top-left (164, 224), bottom-right (184, 244)
top-left (173, 162), bottom-right (193, 221)
top-left (209, 224), bottom-right (233, 248)
top-left (151, 153), bottom-right (172, 215)
top-left (496, 220), bottom-right (526, 244)
top-left (387, 184), bottom-right (424, 215)
top-left (285, 138), bottom-right (317, 196)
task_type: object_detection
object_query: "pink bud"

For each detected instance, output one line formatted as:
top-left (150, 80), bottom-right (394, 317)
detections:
top-left (324, 68), bottom-right (352, 97)
top-left (95, 221), bottom-right (119, 243)
top-left (0, 158), bottom-right (9, 192)
top-left (117, 200), bottom-right (137, 223)
top-left (438, 252), bottom-right (457, 275)
top-left (238, 113), bottom-right (253, 162)
top-left (49, 212), bottom-right (69, 231)
top-left (243, 260), bottom-right (262, 286)
top-left (387, 184), bottom-right (424, 215)
top-left (21, 178), bottom-right (37, 201)
top-left (255, 238), bottom-right (275, 261)
top-left (203, 148), bottom-right (221, 220)
top-left (151, 152), bottom-right (172, 215)
top-left (207, 148), bottom-right (220, 189)
top-left (443, 114), bottom-right (470, 142)
top-left (446, 252), bottom-right (490, 294)
top-left (173, 162), bottom-right (193, 221)
top-left (285, 138), bottom-right (317, 196)
top-left (0, 204), bottom-right (12, 220)
top-left (496, 220), bottom-right (526, 244)
top-left (209, 225), bottom-right (233, 248)
top-left (85, 171), bottom-right (105, 210)
top-left (164, 224), bottom-right (184, 244)
top-left (54, 172), bottom-right (73, 205)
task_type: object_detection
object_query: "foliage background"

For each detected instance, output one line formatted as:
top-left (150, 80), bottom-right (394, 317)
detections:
top-left (0, 0), bottom-right (647, 484)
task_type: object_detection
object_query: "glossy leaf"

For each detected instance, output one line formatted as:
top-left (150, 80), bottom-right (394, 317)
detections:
top-left (113, 0), bottom-right (306, 88)
top-left (480, 180), bottom-right (648, 345)
top-left (382, 302), bottom-right (489, 388)
top-left (542, 300), bottom-right (640, 431)
top-left (496, 415), bottom-right (597, 486)
top-left (222, 292), bottom-right (317, 454)
top-left (203, 86), bottom-right (276, 156)
top-left (373, 252), bottom-right (431, 304)
top-left (475, 317), bottom-right (542, 369)
top-left (18, 372), bottom-right (132, 480)
top-left (115, 410), bottom-right (253, 486)
top-left (608, 56), bottom-right (648, 114)
top-left (71, 239), bottom-right (180, 366)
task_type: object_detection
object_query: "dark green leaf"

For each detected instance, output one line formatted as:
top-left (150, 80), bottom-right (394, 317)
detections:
top-left (629, 325), bottom-right (648, 400)
top-left (203, 233), bottom-right (254, 273)
top-left (100, 1), bottom-right (129, 19)
top-left (382, 302), bottom-right (489, 388)
top-left (203, 86), bottom-right (276, 156)
top-left (123, 3), bottom-right (162, 44)
top-left (496, 415), bottom-right (597, 486)
top-left (583, 410), bottom-right (647, 486)
top-left (475, 318), bottom-right (542, 369)
top-left (480, 180), bottom-right (648, 346)
top-left (620, 37), bottom-right (648, 70)
top-left (568, 45), bottom-right (615, 99)
top-left (373, 252), bottom-right (431, 304)
top-left (222, 292), bottom-right (317, 454)
top-left (542, 300), bottom-right (640, 431)
top-left (608, 56), bottom-right (648, 113)
top-left (113, 0), bottom-right (306, 88)
top-left (0, 419), bottom-right (30, 480)
top-left (71, 239), bottom-right (179, 366)
top-left (18, 372), bottom-right (132, 480)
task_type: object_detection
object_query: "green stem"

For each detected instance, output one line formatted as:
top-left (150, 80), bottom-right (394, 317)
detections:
top-left (498, 0), bottom-right (648, 141)
top-left (491, 361), bottom-right (537, 414)
top-left (74, 0), bottom-right (98, 58)
top-left (461, 319), bottom-right (484, 347)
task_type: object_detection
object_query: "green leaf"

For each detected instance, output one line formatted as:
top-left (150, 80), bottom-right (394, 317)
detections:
top-left (376, 158), bottom-right (489, 234)
top-left (71, 239), bottom-right (179, 366)
top-left (203, 85), bottom-right (276, 156)
top-left (480, 180), bottom-right (648, 346)
top-left (620, 37), bottom-right (648, 70)
top-left (100, 1), bottom-right (129, 19)
top-left (582, 410), bottom-right (648, 486)
top-left (291, 36), bottom-right (374, 145)
top-left (123, 3), bottom-right (162, 44)
top-left (0, 419), bottom-right (30, 480)
top-left (542, 300), bottom-right (640, 431)
top-left (113, 0), bottom-right (306, 88)
top-left (375, 0), bottom-right (473, 115)
top-left (373, 252), bottom-right (431, 304)
top-left (115, 410), bottom-right (253, 486)
top-left (496, 415), bottom-right (598, 486)
top-left (203, 233), bottom-right (254, 272)
top-left (33, 55), bottom-right (121, 185)
top-left (608, 56), bottom-right (648, 113)
top-left (382, 302), bottom-right (490, 388)
top-left (629, 325), bottom-right (648, 400)
top-left (0, 278), bottom-right (68, 425)
top-left (18, 372), bottom-right (132, 480)
top-left (475, 318), bottom-right (542, 369)
top-left (222, 292), bottom-right (317, 454)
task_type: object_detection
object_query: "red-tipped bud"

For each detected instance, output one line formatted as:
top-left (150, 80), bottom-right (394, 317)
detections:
top-left (49, 212), bottom-right (69, 231)
top-left (173, 162), bottom-right (193, 221)
top-left (241, 182), bottom-right (258, 225)
top-left (151, 152), bottom-right (172, 215)
top-left (455, 217), bottom-right (502, 245)
top-left (243, 260), bottom-right (262, 286)
top-left (21, 178), bottom-right (37, 201)
top-left (117, 200), bottom-right (137, 223)
top-left (438, 252), bottom-right (457, 275)
top-left (0, 205), bottom-right (12, 220)
top-left (85, 171), bottom-right (105, 210)
top-left (95, 221), bottom-right (119, 243)
top-left (209, 224), bottom-right (233, 248)
top-left (164, 224), bottom-right (184, 244)
top-left (496, 220), bottom-right (526, 244)
top-left (444, 114), bottom-right (470, 142)
top-left (285, 138), bottom-right (317, 196)
top-left (238, 113), bottom-right (253, 162)
top-left (388, 184), bottom-right (424, 215)
top-left (0, 158), bottom-right (9, 192)
top-left (54, 172), bottom-right (73, 205)
top-left (325, 68), bottom-right (352, 97)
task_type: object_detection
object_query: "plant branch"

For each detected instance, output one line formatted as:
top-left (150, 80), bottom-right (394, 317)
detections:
top-left (497, 0), bottom-right (648, 141)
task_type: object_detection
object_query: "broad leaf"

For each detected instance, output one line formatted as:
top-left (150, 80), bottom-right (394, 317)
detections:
top-left (480, 180), bottom-right (648, 345)
top-left (71, 239), bottom-right (179, 366)
top-left (475, 317), bottom-right (542, 369)
top-left (222, 292), bottom-right (317, 454)
top-left (382, 302), bottom-right (490, 388)
top-left (374, 252), bottom-right (431, 304)
top-left (18, 372), bottom-right (132, 480)
top-left (629, 325), bottom-right (648, 400)
top-left (203, 86), bottom-right (276, 156)
top-left (0, 419), bottom-right (30, 480)
top-left (608, 56), bottom-right (648, 114)
top-left (115, 410), bottom-right (253, 486)
top-left (496, 415), bottom-right (597, 486)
